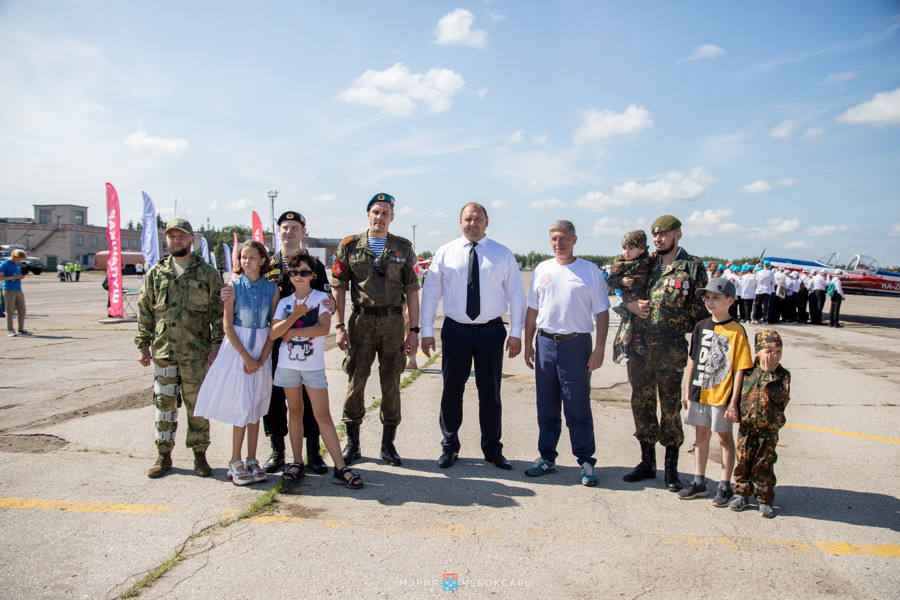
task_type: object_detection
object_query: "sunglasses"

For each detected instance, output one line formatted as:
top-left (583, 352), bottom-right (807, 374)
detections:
top-left (288, 269), bottom-right (314, 278)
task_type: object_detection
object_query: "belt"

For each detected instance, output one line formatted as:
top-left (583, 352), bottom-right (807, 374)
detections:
top-left (539, 330), bottom-right (586, 342)
top-left (352, 304), bottom-right (403, 317)
top-left (450, 317), bottom-right (503, 328)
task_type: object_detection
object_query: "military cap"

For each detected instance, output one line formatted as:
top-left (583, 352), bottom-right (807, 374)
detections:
top-left (755, 329), bottom-right (783, 351)
top-left (165, 218), bottom-right (193, 235)
top-left (696, 277), bottom-right (736, 298)
top-left (367, 192), bottom-right (395, 212)
top-left (650, 215), bottom-right (682, 234)
top-left (277, 211), bottom-right (306, 227)
top-left (622, 229), bottom-right (648, 249)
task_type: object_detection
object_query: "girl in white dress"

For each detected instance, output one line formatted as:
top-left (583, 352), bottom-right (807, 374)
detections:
top-left (196, 241), bottom-right (278, 485)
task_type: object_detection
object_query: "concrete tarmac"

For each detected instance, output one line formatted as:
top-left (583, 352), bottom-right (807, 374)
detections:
top-left (1, 272), bottom-right (898, 599)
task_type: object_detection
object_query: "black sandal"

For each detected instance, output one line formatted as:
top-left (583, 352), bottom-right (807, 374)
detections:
top-left (282, 463), bottom-right (305, 481)
top-left (332, 466), bottom-right (363, 489)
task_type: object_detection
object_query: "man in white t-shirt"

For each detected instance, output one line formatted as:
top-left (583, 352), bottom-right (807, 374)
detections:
top-left (523, 220), bottom-right (610, 486)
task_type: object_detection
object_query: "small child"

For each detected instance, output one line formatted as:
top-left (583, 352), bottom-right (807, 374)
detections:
top-left (730, 329), bottom-right (791, 518)
top-left (270, 250), bottom-right (362, 489)
top-left (195, 240), bottom-right (279, 486)
top-left (678, 277), bottom-right (754, 506)
top-left (607, 230), bottom-right (652, 363)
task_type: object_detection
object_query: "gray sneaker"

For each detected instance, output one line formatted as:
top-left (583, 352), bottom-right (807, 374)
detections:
top-left (581, 463), bottom-right (597, 486)
top-left (729, 495), bottom-right (749, 512)
top-left (712, 485), bottom-right (734, 507)
top-left (524, 457), bottom-right (557, 477)
top-left (759, 503), bottom-right (774, 518)
top-left (677, 480), bottom-right (708, 499)
top-left (7, 330), bottom-right (17, 337)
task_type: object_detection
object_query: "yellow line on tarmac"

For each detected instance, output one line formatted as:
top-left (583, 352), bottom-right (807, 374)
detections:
top-left (659, 535), bottom-right (900, 558)
top-left (0, 496), bottom-right (177, 515)
top-left (784, 423), bottom-right (900, 444)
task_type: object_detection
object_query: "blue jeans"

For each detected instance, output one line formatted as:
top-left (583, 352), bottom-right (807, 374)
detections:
top-left (535, 333), bottom-right (596, 466)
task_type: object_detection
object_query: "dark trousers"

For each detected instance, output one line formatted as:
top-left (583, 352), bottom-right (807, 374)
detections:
top-left (766, 293), bottom-right (781, 324)
top-left (263, 339), bottom-right (320, 440)
top-left (439, 318), bottom-right (506, 456)
top-left (536, 333), bottom-right (596, 466)
top-left (810, 290), bottom-right (826, 324)
top-left (797, 288), bottom-right (809, 322)
top-left (829, 295), bottom-right (843, 326)
top-left (728, 298), bottom-right (738, 319)
top-left (742, 298), bottom-right (754, 322)
top-left (753, 293), bottom-right (770, 322)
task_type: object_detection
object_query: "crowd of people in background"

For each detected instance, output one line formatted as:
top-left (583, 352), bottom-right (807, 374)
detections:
top-left (56, 260), bottom-right (82, 282)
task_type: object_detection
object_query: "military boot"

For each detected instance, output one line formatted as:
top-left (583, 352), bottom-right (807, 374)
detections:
top-left (147, 452), bottom-right (172, 479)
top-left (664, 445), bottom-right (683, 492)
top-left (380, 424), bottom-right (402, 466)
top-left (193, 451), bottom-right (212, 477)
top-left (306, 435), bottom-right (329, 475)
top-left (342, 423), bottom-right (361, 465)
top-left (622, 441), bottom-right (656, 482)
top-left (263, 435), bottom-right (286, 473)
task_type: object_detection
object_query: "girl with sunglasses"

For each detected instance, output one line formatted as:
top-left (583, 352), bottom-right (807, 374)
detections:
top-left (270, 250), bottom-right (362, 488)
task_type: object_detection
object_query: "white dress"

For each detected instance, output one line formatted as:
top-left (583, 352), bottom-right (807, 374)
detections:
top-left (195, 323), bottom-right (273, 427)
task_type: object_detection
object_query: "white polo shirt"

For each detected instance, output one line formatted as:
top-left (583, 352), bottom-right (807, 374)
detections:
top-left (528, 258), bottom-right (610, 335)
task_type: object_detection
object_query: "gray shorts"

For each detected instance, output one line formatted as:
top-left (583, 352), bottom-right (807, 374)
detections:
top-left (273, 367), bottom-right (328, 390)
top-left (684, 401), bottom-right (733, 433)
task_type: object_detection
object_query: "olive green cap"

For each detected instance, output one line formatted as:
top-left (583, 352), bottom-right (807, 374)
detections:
top-left (164, 218), bottom-right (193, 235)
top-left (651, 215), bottom-right (682, 234)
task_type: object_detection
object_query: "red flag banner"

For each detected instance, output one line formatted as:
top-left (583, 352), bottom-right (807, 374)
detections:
top-left (105, 183), bottom-right (123, 317)
top-left (251, 211), bottom-right (264, 244)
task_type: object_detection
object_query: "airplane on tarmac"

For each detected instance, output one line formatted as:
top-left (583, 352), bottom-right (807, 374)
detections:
top-left (763, 251), bottom-right (900, 297)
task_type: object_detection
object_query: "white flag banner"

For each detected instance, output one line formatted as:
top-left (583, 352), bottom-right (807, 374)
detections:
top-left (200, 237), bottom-right (209, 262)
top-left (141, 191), bottom-right (160, 269)
top-left (209, 253), bottom-right (218, 271)
top-left (273, 215), bottom-right (281, 255)
top-left (174, 196), bottom-right (188, 220)
top-left (223, 243), bottom-right (232, 274)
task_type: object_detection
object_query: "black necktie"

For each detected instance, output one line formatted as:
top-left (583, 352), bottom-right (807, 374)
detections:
top-left (466, 243), bottom-right (480, 321)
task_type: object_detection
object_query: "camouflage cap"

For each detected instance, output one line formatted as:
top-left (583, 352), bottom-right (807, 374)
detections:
top-left (367, 192), bottom-right (395, 212)
top-left (165, 218), bottom-right (193, 235)
top-left (651, 215), bottom-right (682, 234)
top-left (622, 229), bottom-right (648, 249)
top-left (755, 329), bottom-right (783, 351)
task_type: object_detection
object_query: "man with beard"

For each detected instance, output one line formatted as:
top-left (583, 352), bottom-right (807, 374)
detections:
top-left (136, 219), bottom-right (224, 478)
top-left (221, 211), bottom-right (336, 474)
top-left (621, 215), bottom-right (708, 492)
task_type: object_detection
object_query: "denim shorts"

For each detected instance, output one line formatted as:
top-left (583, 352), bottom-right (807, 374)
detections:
top-left (684, 401), bottom-right (733, 433)
top-left (273, 367), bottom-right (328, 390)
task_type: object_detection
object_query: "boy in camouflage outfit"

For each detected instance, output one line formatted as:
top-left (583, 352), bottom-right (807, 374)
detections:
top-left (730, 329), bottom-right (791, 518)
top-left (607, 230), bottom-right (652, 363)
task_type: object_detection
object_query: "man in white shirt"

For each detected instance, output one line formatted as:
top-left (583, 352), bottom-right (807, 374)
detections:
top-left (829, 270), bottom-right (845, 328)
top-left (421, 203), bottom-right (526, 470)
top-left (523, 220), bottom-right (610, 486)
top-left (810, 270), bottom-right (828, 325)
top-left (753, 263), bottom-right (774, 324)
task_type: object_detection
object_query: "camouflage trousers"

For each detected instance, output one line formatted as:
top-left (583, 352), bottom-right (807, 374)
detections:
top-left (733, 427), bottom-right (779, 504)
top-left (153, 357), bottom-right (211, 455)
top-left (626, 336), bottom-right (687, 447)
top-left (342, 312), bottom-right (406, 427)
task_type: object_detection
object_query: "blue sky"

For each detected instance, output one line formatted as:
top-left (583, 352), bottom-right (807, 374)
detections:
top-left (2, 1), bottom-right (899, 266)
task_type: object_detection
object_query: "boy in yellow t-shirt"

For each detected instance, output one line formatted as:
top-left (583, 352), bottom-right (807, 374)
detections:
top-left (678, 278), bottom-right (753, 506)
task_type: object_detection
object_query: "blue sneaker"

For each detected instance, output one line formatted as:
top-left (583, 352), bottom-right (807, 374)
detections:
top-left (581, 463), bottom-right (597, 486)
top-left (525, 457), bottom-right (557, 477)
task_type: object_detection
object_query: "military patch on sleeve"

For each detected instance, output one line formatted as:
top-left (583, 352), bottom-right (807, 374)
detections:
top-left (341, 236), bottom-right (353, 246)
top-left (331, 260), bottom-right (346, 277)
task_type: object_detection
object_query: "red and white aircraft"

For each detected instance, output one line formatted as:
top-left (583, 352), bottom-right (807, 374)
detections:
top-left (764, 251), bottom-right (900, 297)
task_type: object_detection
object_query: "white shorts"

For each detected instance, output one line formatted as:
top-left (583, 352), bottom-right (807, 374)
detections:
top-left (273, 367), bottom-right (328, 390)
top-left (684, 401), bottom-right (733, 433)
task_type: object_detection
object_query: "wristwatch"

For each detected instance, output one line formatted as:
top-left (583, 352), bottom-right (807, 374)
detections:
top-left (335, 323), bottom-right (346, 329)
top-left (409, 327), bottom-right (420, 334)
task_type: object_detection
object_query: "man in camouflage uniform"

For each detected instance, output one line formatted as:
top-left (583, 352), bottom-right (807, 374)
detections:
top-left (135, 219), bottom-right (224, 478)
top-left (331, 193), bottom-right (420, 466)
top-left (622, 215), bottom-right (708, 492)
top-left (730, 329), bottom-right (791, 518)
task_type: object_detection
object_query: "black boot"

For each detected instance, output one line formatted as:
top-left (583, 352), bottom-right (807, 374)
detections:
top-left (664, 445), bottom-right (683, 492)
top-left (622, 441), bottom-right (656, 482)
top-left (379, 424), bottom-right (402, 466)
top-left (342, 423), bottom-right (361, 465)
top-left (263, 435), bottom-right (285, 473)
top-left (306, 435), bottom-right (328, 475)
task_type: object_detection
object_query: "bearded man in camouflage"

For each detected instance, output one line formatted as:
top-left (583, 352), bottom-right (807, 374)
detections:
top-left (136, 219), bottom-right (224, 479)
top-left (621, 215), bottom-right (708, 492)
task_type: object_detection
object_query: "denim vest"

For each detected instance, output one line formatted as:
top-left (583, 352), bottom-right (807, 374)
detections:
top-left (232, 274), bottom-right (277, 349)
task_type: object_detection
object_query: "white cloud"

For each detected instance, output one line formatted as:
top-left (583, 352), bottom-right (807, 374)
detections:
top-left (738, 178), bottom-right (797, 194)
top-left (683, 209), bottom-right (799, 238)
top-left (681, 44), bottom-right (725, 61)
top-left (533, 134), bottom-right (548, 145)
top-left (509, 130), bottom-right (524, 144)
top-left (804, 126), bottom-right (825, 138)
top-left (805, 224), bottom-right (852, 236)
top-left (836, 87), bottom-right (900, 126)
top-left (432, 211), bottom-right (447, 218)
top-left (575, 166), bottom-right (715, 211)
top-left (769, 121), bottom-right (794, 139)
top-left (573, 105), bottom-right (653, 144)
top-left (591, 217), bottom-right (647, 237)
top-left (529, 198), bottom-right (567, 209)
top-left (209, 198), bottom-right (252, 211)
top-left (310, 193), bottom-right (336, 203)
top-left (889, 223), bottom-right (900, 236)
top-left (476, 88), bottom-right (488, 99)
top-left (396, 206), bottom-right (416, 216)
top-left (785, 240), bottom-right (810, 249)
top-left (124, 129), bottom-right (189, 158)
top-left (338, 62), bottom-right (466, 116)
top-left (434, 9), bottom-right (487, 48)
top-left (491, 200), bottom-right (508, 209)
top-left (822, 72), bottom-right (856, 85)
